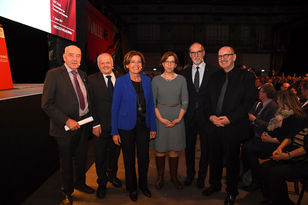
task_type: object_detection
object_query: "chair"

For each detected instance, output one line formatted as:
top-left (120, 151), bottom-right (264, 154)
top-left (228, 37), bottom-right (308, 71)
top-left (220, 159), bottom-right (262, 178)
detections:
top-left (297, 178), bottom-right (308, 205)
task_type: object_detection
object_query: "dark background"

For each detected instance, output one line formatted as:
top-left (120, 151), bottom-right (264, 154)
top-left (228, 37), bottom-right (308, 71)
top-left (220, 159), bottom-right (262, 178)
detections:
top-left (1, 0), bottom-right (308, 83)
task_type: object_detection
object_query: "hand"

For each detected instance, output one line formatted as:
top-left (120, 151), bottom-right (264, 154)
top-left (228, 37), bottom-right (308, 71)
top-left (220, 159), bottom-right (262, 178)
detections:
top-left (113, 135), bottom-right (121, 146)
top-left (271, 152), bottom-right (288, 161)
top-left (92, 126), bottom-right (101, 137)
top-left (150, 131), bottom-right (156, 139)
top-left (273, 147), bottom-right (283, 156)
top-left (248, 113), bottom-right (256, 122)
top-left (66, 118), bottom-right (80, 131)
top-left (159, 118), bottom-right (173, 127)
top-left (171, 118), bottom-right (181, 126)
top-left (218, 116), bottom-right (230, 126)
top-left (261, 132), bottom-right (272, 142)
top-left (209, 115), bottom-right (224, 127)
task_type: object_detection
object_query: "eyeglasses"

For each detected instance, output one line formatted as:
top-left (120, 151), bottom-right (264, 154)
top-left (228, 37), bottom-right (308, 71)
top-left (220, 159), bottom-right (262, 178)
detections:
top-left (218, 53), bottom-right (234, 60)
top-left (164, 60), bottom-right (175, 65)
top-left (190, 50), bottom-right (204, 55)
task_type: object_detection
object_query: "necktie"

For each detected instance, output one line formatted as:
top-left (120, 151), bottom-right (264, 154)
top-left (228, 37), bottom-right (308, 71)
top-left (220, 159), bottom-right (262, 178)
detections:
top-left (72, 71), bottom-right (85, 110)
top-left (255, 102), bottom-right (263, 115)
top-left (106, 75), bottom-right (113, 96)
top-left (194, 66), bottom-right (200, 92)
top-left (216, 72), bottom-right (228, 115)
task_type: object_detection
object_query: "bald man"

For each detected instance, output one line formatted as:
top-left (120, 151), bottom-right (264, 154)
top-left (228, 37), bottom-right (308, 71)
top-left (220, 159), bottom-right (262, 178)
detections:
top-left (88, 53), bottom-right (122, 199)
top-left (203, 46), bottom-right (256, 205)
top-left (42, 45), bottom-right (94, 205)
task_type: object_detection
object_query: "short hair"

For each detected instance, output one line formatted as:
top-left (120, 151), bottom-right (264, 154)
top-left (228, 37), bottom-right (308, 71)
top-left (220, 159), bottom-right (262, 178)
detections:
top-left (123, 50), bottom-right (145, 72)
top-left (261, 83), bottom-right (276, 99)
top-left (160, 51), bottom-right (180, 67)
top-left (301, 79), bottom-right (308, 90)
top-left (189, 42), bottom-right (204, 53)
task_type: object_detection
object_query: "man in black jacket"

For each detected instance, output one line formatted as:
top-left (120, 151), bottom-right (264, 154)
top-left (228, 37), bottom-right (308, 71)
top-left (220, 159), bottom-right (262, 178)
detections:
top-left (181, 42), bottom-right (219, 189)
top-left (88, 53), bottom-right (122, 199)
top-left (202, 46), bottom-right (256, 205)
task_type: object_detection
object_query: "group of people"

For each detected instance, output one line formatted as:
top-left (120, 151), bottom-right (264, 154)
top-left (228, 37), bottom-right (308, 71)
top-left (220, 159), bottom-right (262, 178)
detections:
top-left (41, 43), bottom-right (308, 205)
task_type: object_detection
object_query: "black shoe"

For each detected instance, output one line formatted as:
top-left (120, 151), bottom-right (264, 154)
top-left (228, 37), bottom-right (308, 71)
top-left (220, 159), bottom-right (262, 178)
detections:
top-left (109, 177), bottom-right (122, 188)
top-left (242, 182), bottom-right (261, 192)
top-left (184, 175), bottom-right (194, 186)
top-left (75, 184), bottom-right (95, 194)
top-left (224, 194), bottom-right (236, 205)
top-left (60, 194), bottom-right (72, 205)
top-left (96, 186), bottom-right (106, 199)
top-left (129, 191), bottom-right (138, 202)
top-left (196, 178), bottom-right (205, 189)
top-left (202, 185), bottom-right (221, 196)
top-left (259, 199), bottom-right (272, 205)
top-left (140, 187), bottom-right (152, 198)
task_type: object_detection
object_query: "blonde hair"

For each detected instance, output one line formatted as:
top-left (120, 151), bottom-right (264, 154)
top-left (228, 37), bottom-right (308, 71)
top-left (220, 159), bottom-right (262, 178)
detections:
top-left (277, 90), bottom-right (306, 118)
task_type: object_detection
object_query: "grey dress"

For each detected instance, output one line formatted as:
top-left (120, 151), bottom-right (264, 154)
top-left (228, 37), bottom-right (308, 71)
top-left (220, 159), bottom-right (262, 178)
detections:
top-left (151, 75), bottom-right (188, 152)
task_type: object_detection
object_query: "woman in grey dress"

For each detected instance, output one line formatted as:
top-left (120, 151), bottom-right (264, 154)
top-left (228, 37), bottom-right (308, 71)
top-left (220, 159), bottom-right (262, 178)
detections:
top-left (151, 51), bottom-right (188, 190)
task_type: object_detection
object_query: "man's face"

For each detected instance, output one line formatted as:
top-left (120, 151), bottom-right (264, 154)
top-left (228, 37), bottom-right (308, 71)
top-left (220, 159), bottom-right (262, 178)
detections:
top-left (189, 43), bottom-right (205, 65)
top-left (218, 47), bottom-right (236, 72)
top-left (63, 46), bottom-right (81, 71)
top-left (97, 54), bottom-right (113, 75)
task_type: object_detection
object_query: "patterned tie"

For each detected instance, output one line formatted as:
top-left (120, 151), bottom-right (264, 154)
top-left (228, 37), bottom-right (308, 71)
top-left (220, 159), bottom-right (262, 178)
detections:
top-left (106, 75), bottom-right (113, 96)
top-left (216, 72), bottom-right (228, 115)
top-left (72, 71), bottom-right (85, 110)
top-left (194, 66), bottom-right (200, 92)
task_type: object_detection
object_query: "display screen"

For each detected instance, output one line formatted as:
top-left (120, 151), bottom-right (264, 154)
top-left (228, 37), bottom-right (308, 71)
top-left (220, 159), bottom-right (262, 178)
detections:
top-left (0, 0), bottom-right (76, 41)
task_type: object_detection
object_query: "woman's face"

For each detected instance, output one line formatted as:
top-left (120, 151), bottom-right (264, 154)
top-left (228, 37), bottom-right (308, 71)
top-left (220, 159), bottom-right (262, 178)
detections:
top-left (162, 56), bottom-right (176, 73)
top-left (126, 55), bottom-right (142, 74)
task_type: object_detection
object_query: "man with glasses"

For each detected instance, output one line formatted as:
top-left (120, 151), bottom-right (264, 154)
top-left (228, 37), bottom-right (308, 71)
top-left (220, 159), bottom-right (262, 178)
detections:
top-left (202, 46), bottom-right (256, 205)
top-left (181, 42), bottom-right (219, 189)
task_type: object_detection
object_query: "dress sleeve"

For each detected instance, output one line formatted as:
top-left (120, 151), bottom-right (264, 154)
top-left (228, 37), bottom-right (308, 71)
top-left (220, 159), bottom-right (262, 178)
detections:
top-left (180, 76), bottom-right (189, 111)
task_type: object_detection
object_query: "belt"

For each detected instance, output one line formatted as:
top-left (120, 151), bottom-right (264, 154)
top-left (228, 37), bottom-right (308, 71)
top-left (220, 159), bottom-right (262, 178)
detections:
top-left (158, 102), bottom-right (180, 107)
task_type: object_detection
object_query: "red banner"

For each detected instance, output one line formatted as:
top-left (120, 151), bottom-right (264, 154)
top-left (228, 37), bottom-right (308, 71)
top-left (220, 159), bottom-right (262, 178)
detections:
top-left (50, 0), bottom-right (76, 41)
top-left (85, 3), bottom-right (119, 62)
top-left (0, 25), bottom-right (13, 90)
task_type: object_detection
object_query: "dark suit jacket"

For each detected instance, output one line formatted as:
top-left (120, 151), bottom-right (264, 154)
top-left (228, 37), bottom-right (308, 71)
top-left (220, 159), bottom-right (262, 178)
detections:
top-left (88, 72), bottom-right (119, 136)
top-left (253, 100), bottom-right (278, 138)
top-left (205, 67), bottom-right (257, 141)
top-left (41, 65), bottom-right (91, 137)
top-left (181, 64), bottom-right (219, 121)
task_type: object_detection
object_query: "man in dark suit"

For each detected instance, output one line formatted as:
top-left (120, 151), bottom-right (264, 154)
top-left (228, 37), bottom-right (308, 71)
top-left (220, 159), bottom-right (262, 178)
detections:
top-left (202, 46), bottom-right (256, 205)
top-left (88, 53), bottom-right (122, 199)
top-left (42, 45), bottom-right (94, 205)
top-left (241, 83), bottom-right (278, 192)
top-left (181, 42), bottom-right (219, 189)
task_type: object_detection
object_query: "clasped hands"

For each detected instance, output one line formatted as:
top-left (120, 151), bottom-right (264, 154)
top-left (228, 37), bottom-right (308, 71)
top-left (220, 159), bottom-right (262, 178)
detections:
top-left (270, 147), bottom-right (288, 161)
top-left (160, 118), bottom-right (181, 128)
top-left (209, 115), bottom-right (230, 127)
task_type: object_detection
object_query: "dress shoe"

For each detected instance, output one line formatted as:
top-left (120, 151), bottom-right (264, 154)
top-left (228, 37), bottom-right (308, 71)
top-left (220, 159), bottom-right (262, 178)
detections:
top-left (259, 199), bottom-right (273, 205)
top-left (60, 194), bottom-right (72, 205)
top-left (202, 185), bottom-right (221, 196)
top-left (96, 186), bottom-right (106, 199)
top-left (224, 194), bottom-right (236, 205)
top-left (75, 184), bottom-right (95, 194)
top-left (184, 176), bottom-right (194, 186)
top-left (129, 191), bottom-right (138, 202)
top-left (196, 178), bottom-right (205, 189)
top-left (140, 188), bottom-right (152, 198)
top-left (242, 182), bottom-right (260, 192)
top-left (109, 177), bottom-right (122, 188)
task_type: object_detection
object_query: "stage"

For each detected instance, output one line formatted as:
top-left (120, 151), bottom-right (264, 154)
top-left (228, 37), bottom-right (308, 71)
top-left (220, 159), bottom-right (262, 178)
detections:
top-left (0, 84), bottom-right (43, 101)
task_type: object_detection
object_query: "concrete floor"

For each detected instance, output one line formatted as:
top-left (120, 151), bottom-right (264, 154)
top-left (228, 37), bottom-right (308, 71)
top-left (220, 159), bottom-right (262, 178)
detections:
top-left (22, 138), bottom-right (307, 205)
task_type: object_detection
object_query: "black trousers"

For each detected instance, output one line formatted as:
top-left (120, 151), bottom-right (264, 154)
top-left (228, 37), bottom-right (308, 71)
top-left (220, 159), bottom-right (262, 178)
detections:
top-left (184, 114), bottom-right (208, 179)
top-left (119, 122), bottom-right (150, 192)
top-left (242, 141), bottom-right (279, 181)
top-left (208, 127), bottom-right (241, 196)
top-left (55, 122), bottom-right (90, 195)
top-left (93, 131), bottom-right (121, 187)
top-left (261, 160), bottom-right (308, 205)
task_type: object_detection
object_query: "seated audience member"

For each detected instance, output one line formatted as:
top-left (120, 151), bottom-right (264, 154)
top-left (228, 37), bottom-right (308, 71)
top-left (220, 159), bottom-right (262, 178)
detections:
top-left (300, 79), bottom-right (308, 112)
top-left (260, 122), bottom-right (308, 205)
top-left (241, 91), bottom-right (306, 192)
top-left (280, 82), bottom-right (290, 91)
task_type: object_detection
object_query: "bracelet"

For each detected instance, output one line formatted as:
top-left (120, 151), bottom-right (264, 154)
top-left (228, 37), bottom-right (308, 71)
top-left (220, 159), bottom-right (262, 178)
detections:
top-left (287, 152), bottom-right (292, 160)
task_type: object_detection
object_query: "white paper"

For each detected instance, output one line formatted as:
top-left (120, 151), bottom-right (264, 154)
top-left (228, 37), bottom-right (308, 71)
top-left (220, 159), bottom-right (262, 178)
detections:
top-left (65, 116), bottom-right (94, 131)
